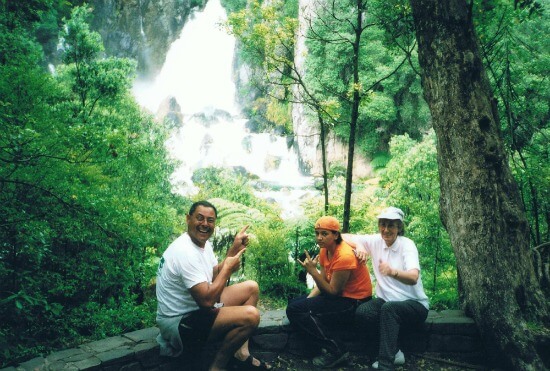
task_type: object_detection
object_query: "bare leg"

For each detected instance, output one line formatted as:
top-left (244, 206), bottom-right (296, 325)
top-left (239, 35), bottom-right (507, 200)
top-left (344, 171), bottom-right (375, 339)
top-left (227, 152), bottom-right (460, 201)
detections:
top-left (221, 281), bottom-right (260, 361)
top-left (222, 280), bottom-right (259, 307)
top-left (207, 305), bottom-right (260, 371)
top-left (208, 280), bottom-right (266, 370)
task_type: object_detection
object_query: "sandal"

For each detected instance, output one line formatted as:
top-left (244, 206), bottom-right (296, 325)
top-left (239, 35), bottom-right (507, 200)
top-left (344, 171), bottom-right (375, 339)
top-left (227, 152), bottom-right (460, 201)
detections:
top-left (228, 355), bottom-right (272, 370)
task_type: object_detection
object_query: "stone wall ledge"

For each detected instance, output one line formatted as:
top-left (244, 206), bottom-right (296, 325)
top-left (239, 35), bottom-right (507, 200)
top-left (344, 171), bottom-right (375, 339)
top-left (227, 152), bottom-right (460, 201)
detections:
top-left (2, 309), bottom-right (482, 371)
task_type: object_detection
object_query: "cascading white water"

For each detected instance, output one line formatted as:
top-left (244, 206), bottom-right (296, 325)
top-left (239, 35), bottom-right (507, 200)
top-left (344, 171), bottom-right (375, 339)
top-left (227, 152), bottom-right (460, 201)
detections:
top-left (133, 0), bottom-right (237, 115)
top-left (132, 0), bottom-right (316, 218)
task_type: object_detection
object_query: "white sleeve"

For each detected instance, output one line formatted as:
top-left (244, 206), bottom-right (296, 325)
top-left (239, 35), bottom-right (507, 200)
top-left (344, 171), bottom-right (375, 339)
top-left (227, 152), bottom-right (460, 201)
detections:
top-left (354, 234), bottom-right (376, 254)
top-left (175, 252), bottom-right (209, 288)
top-left (402, 239), bottom-right (421, 271)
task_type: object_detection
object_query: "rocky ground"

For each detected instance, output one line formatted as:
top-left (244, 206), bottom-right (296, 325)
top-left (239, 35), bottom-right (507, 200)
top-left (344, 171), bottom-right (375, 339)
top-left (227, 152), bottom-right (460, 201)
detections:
top-left (267, 350), bottom-right (490, 371)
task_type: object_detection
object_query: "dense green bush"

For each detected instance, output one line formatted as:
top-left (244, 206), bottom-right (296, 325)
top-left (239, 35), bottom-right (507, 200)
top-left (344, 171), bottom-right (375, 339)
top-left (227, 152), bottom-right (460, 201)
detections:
top-left (0, 6), bottom-right (180, 367)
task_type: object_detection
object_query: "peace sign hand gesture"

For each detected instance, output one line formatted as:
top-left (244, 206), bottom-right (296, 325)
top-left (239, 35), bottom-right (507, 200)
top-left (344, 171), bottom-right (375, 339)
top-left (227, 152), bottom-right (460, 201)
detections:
top-left (298, 250), bottom-right (319, 274)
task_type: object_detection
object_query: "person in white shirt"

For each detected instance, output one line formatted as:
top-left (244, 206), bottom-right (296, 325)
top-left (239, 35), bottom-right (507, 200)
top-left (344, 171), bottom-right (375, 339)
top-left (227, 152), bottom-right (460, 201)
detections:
top-left (156, 200), bottom-right (271, 371)
top-left (343, 207), bottom-right (429, 371)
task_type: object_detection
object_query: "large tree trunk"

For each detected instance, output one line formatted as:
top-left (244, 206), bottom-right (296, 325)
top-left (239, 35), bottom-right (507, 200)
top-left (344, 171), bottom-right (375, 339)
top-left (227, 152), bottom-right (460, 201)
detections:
top-left (409, 1), bottom-right (549, 369)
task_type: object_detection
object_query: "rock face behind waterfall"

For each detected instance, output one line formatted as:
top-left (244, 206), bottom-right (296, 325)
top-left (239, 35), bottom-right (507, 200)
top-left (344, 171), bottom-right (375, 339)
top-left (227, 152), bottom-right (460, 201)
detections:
top-left (89, 0), bottom-right (201, 78)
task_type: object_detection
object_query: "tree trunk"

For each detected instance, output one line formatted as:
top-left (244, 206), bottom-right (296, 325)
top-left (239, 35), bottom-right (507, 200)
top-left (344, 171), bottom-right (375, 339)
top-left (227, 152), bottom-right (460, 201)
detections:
top-left (409, 0), bottom-right (549, 369)
top-left (342, 0), bottom-right (364, 233)
top-left (318, 113), bottom-right (330, 214)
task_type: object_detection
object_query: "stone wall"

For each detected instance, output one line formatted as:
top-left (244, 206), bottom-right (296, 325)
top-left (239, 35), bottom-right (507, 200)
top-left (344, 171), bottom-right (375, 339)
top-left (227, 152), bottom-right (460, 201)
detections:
top-left (1, 309), bottom-right (482, 371)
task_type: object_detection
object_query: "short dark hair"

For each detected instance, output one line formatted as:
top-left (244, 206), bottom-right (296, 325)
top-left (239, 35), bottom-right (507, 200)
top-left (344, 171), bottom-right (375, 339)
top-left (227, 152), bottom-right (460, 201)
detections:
top-left (189, 200), bottom-right (218, 218)
top-left (334, 231), bottom-right (343, 244)
top-left (396, 220), bottom-right (405, 236)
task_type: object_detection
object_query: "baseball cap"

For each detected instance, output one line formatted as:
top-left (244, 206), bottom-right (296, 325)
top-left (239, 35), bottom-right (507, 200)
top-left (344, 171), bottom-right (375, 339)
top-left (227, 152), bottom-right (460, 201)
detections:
top-left (314, 216), bottom-right (341, 231)
top-left (377, 207), bottom-right (404, 221)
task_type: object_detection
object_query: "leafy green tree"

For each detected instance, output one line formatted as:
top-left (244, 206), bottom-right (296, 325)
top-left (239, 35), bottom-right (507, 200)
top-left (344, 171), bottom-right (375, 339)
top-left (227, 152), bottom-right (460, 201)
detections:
top-left (302, 0), bottom-right (431, 230)
top-left (0, 4), bottom-right (179, 366)
top-left (475, 0), bottom-right (549, 249)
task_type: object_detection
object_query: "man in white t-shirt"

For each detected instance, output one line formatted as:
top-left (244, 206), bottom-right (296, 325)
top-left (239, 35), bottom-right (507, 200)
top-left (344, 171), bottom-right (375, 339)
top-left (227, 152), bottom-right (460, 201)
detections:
top-left (156, 200), bottom-right (271, 371)
top-left (343, 207), bottom-right (429, 371)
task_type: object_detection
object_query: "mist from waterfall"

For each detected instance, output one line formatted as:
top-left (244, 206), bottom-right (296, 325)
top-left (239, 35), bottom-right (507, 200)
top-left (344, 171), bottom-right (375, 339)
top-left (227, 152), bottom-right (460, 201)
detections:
top-left (132, 0), bottom-right (316, 219)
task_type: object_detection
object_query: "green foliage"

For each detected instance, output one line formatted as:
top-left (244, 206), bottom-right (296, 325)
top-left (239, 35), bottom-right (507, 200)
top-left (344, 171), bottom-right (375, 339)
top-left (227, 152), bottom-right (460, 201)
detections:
top-left (370, 152), bottom-right (391, 170)
top-left (212, 197), bottom-right (269, 232)
top-left (327, 163), bottom-right (347, 179)
top-left (221, 0), bottom-right (249, 14)
top-left (69, 296), bottom-right (156, 339)
top-left (245, 224), bottom-right (307, 300)
top-left (0, 5), bottom-right (180, 367)
top-left (474, 0), bottom-right (549, 246)
top-left (2, 0), bottom-right (548, 366)
top-left (302, 0), bottom-right (430, 157)
top-left (192, 167), bottom-right (269, 210)
top-left (1, 0), bottom-right (53, 29)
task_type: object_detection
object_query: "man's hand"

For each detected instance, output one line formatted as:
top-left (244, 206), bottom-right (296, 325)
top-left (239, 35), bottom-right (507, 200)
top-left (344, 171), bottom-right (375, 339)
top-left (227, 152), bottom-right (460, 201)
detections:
top-left (228, 225), bottom-right (249, 256)
top-left (298, 250), bottom-right (319, 274)
top-left (225, 248), bottom-right (246, 273)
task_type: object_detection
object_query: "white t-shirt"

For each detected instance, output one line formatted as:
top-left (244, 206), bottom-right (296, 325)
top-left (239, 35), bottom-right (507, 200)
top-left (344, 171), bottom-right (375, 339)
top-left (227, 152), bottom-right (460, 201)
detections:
top-left (353, 234), bottom-right (429, 309)
top-left (155, 232), bottom-right (218, 356)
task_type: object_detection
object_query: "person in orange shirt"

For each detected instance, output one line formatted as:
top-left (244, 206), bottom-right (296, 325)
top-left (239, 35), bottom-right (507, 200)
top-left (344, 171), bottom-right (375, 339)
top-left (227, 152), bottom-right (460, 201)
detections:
top-left (286, 216), bottom-right (372, 368)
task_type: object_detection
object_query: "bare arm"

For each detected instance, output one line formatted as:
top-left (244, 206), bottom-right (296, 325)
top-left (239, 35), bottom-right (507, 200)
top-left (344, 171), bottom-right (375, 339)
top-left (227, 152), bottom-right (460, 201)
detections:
top-left (379, 259), bottom-right (419, 285)
top-left (309, 268), bottom-right (351, 296)
top-left (299, 251), bottom-right (351, 297)
top-left (342, 233), bottom-right (368, 264)
top-left (307, 286), bottom-right (321, 298)
top-left (190, 249), bottom-right (246, 308)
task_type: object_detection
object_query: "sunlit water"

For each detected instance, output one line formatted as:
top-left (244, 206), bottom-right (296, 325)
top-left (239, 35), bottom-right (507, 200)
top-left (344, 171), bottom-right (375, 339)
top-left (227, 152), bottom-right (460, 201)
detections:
top-left (132, 0), bottom-right (316, 219)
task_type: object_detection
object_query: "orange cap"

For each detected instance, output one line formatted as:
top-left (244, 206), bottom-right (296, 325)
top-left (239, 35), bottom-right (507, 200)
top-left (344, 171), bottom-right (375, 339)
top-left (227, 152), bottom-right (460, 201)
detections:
top-left (314, 216), bottom-right (341, 232)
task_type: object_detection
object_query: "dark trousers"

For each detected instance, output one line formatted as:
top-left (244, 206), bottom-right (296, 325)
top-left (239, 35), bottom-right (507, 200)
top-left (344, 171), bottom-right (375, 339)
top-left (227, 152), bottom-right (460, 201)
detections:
top-left (286, 294), bottom-right (365, 355)
top-left (355, 298), bottom-right (428, 370)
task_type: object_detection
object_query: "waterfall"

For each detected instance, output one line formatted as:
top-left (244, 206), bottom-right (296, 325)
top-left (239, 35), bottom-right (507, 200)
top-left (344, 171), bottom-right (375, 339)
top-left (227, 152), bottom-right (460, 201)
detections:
top-left (132, 0), bottom-right (316, 219)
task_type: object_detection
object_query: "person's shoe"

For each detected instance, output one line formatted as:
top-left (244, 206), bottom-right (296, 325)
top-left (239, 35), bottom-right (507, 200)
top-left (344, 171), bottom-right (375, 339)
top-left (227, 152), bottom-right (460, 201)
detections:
top-left (371, 349), bottom-right (405, 369)
top-left (312, 350), bottom-right (349, 368)
top-left (394, 349), bottom-right (405, 365)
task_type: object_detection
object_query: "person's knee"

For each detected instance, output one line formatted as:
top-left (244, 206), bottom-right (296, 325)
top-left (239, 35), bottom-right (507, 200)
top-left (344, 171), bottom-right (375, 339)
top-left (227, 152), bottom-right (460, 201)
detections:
top-left (243, 280), bottom-right (259, 296)
top-left (242, 305), bottom-right (261, 328)
top-left (250, 280), bottom-right (259, 294)
top-left (285, 300), bottom-right (305, 321)
top-left (381, 301), bottom-right (402, 313)
top-left (380, 302), bottom-right (401, 322)
top-left (356, 302), bottom-right (380, 323)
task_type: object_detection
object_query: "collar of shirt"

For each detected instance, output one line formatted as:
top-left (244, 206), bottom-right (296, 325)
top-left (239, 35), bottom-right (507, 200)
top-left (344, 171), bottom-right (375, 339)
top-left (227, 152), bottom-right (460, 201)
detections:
top-left (383, 237), bottom-right (400, 252)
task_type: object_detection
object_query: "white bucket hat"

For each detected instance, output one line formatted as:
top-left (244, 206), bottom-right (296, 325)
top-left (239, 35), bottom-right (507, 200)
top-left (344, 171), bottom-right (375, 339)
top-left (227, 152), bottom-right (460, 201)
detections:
top-left (377, 207), bottom-right (404, 221)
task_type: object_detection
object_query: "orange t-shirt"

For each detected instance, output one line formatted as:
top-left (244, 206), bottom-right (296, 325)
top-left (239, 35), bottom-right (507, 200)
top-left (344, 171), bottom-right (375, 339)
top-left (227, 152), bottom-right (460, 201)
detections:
top-left (319, 241), bottom-right (372, 299)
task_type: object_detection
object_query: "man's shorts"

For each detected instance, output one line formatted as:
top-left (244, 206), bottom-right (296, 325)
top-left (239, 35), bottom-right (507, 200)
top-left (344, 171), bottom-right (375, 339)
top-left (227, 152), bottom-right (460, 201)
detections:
top-left (178, 307), bottom-right (220, 353)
